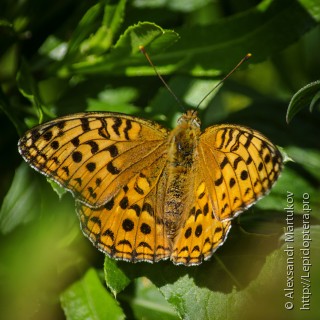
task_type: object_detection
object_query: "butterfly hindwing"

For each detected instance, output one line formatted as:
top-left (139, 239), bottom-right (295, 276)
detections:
top-left (171, 178), bottom-right (232, 265)
top-left (77, 170), bottom-right (171, 263)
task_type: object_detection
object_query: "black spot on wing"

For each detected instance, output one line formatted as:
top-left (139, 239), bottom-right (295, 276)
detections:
top-left (81, 118), bottom-right (90, 132)
top-left (86, 140), bottom-right (99, 154)
top-left (124, 119), bottom-right (132, 140)
top-left (43, 131), bottom-right (53, 141)
top-left (71, 137), bottom-right (80, 147)
top-left (72, 151), bottom-right (82, 163)
top-left (140, 223), bottom-right (151, 235)
top-left (122, 218), bottom-right (134, 231)
top-left (112, 118), bottom-right (122, 136)
top-left (107, 161), bottom-right (120, 174)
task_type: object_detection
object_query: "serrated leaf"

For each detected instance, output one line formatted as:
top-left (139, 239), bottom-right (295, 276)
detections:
top-left (286, 80), bottom-right (320, 123)
top-left (158, 226), bottom-right (320, 320)
top-left (101, 222), bottom-right (287, 317)
top-left (61, 268), bottom-right (125, 320)
top-left (104, 256), bottom-right (132, 296)
top-left (64, 22), bottom-right (179, 75)
top-left (62, 0), bottom-right (320, 77)
top-left (101, 221), bottom-right (320, 319)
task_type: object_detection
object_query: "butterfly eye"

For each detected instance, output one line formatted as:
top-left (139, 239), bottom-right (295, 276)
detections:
top-left (191, 117), bottom-right (200, 128)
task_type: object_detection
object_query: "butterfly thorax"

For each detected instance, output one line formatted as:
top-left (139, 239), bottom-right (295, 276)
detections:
top-left (164, 110), bottom-right (201, 239)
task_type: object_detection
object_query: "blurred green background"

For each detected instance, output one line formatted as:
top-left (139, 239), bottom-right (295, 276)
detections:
top-left (0, 0), bottom-right (319, 319)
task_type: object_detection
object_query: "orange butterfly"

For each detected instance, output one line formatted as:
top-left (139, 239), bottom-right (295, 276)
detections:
top-left (18, 109), bottom-right (282, 265)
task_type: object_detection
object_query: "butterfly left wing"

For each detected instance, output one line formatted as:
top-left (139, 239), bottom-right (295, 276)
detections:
top-left (19, 112), bottom-right (172, 263)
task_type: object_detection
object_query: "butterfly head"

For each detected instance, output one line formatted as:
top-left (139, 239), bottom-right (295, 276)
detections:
top-left (177, 110), bottom-right (201, 130)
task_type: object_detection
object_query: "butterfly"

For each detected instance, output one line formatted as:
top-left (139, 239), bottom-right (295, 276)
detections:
top-left (18, 109), bottom-right (283, 265)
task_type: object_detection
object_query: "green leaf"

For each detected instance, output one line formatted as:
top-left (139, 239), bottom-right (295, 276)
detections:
top-left (0, 163), bottom-right (41, 234)
top-left (133, 0), bottom-right (213, 12)
top-left (258, 165), bottom-right (320, 213)
top-left (86, 86), bottom-right (140, 113)
top-left (61, 0), bottom-right (320, 77)
top-left (16, 59), bottom-right (44, 122)
top-left (101, 223), bottom-right (286, 317)
top-left (104, 256), bottom-right (132, 296)
top-left (66, 0), bottom-right (126, 58)
top-left (62, 22), bottom-right (179, 76)
top-left (104, 258), bottom-right (178, 319)
top-left (61, 268), bottom-right (125, 320)
top-left (0, 86), bottom-right (25, 136)
top-left (47, 179), bottom-right (67, 199)
top-left (121, 278), bottom-right (179, 320)
top-left (172, 0), bottom-right (320, 75)
top-left (300, 0), bottom-right (320, 20)
top-left (80, 0), bottom-right (127, 55)
top-left (286, 80), bottom-right (320, 123)
top-left (285, 146), bottom-right (320, 181)
top-left (158, 226), bottom-right (320, 320)
top-left (66, 3), bottom-right (104, 58)
top-left (102, 220), bottom-right (320, 319)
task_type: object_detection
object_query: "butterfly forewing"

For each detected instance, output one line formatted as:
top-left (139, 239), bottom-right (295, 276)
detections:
top-left (199, 124), bottom-right (283, 221)
top-left (18, 112), bottom-right (169, 208)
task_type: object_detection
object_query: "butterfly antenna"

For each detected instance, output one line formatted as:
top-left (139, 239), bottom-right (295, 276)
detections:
top-left (195, 53), bottom-right (252, 111)
top-left (139, 46), bottom-right (185, 112)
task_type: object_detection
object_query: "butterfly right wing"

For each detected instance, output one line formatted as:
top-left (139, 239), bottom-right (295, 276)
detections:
top-left (171, 123), bottom-right (282, 265)
top-left (170, 160), bottom-right (232, 265)
top-left (18, 112), bottom-right (169, 208)
top-left (199, 124), bottom-right (283, 221)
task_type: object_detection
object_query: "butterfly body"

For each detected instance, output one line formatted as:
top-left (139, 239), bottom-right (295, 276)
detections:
top-left (164, 111), bottom-right (201, 239)
top-left (18, 110), bottom-right (283, 265)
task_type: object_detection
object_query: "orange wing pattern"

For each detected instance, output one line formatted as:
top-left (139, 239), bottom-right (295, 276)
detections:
top-left (18, 113), bottom-right (169, 208)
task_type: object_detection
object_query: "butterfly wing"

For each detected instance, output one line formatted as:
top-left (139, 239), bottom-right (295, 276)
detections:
top-left (171, 174), bottom-right (232, 265)
top-left (18, 112), bottom-right (169, 208)
top-left (171, 123), bottom-right (282, 265)
top-left (76, 156), bottom-right (171, 263)
top-left (199, 124), bottom-right (283, 221)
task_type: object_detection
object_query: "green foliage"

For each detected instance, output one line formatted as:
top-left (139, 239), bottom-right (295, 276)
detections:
top-left (286, 80), bottom-right (320, 123)
top-left (61, 268), bottom-right (125, 320)
top-left (0, 0), bottom-right (320, 319)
